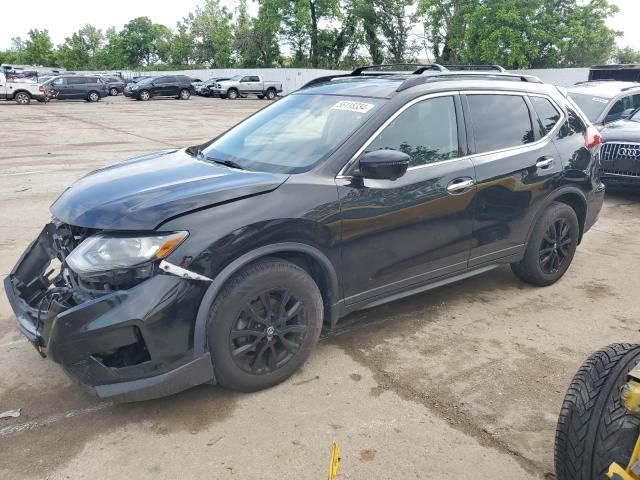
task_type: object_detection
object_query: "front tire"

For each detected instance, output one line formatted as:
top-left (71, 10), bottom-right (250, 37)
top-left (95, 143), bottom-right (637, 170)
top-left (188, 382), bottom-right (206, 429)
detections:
top-left (511, 202), bottom-right (579, 286)
top-left (138, 90), bottom-right (151, 101)
top-left (227, 88), bottom-right (239, 100)
top-left (555, 344), bottom-right (640, 480)
top-left (15, 92), bottom-right (31, 105)
top-left (207, 258), bottom-right (323, 392)
top-left (109, 87), bottom-right (119, 96)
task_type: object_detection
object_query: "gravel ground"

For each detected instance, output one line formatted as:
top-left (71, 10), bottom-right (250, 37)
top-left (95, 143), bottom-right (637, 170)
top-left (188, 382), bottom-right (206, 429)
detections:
top-left (1, 94), bottom-right (639, 479)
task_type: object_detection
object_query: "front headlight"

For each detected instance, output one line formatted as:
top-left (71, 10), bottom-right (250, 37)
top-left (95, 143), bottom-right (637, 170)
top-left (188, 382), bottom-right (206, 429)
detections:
top-left (66, 231), bottom-right (188, 275)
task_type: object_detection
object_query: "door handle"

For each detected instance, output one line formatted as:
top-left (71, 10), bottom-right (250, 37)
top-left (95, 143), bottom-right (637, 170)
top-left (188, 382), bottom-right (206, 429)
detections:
top-left (535, 156), bottom-right (554, 169)
top-left (447, 178), bottom-right (475, 194)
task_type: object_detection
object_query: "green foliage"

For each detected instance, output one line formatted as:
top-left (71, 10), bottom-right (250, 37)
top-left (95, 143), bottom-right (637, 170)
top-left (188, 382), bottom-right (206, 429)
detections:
top-left (615, 46), bottom-right (640, 64)
top-left (0, 0), bottom-right (624, 71)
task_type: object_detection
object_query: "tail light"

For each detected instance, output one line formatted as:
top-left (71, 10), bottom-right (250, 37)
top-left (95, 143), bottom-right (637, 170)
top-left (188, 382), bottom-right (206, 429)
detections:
top-left (39, 85), bottom-right (44, 92)
top-left (585, 126), bottom-right (602, 149)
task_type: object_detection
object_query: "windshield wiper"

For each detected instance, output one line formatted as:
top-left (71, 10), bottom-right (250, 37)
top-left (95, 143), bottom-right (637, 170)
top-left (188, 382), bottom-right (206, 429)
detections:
top-left (211, 158), bottom-right (245, 170)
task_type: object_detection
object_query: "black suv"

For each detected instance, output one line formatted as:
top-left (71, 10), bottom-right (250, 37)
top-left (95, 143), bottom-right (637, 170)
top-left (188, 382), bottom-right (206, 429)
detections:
top-left (4, 65), bottom-right (605, 402)
top-left (43, 75), bottom-right (108, 102)
top-left (129, 75), bottom-right (195, 101)
top-left (568, 81), bottom-right (640, 186)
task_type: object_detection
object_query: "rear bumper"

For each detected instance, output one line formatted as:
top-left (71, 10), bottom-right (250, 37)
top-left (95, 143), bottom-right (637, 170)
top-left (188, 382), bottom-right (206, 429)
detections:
top-left (4, 224), bottom-right (213, 402)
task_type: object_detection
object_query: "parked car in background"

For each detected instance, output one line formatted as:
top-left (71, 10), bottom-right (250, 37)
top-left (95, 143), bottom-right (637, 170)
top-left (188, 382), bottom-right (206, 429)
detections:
top-left (100, 76), bottom-right (125, 96)
top-left (589, 64), bottom-right (640, 82)
top-left (4, 64), bottom-right (605, 402)
top-left (567, 81), bottom-right (640, 125)
top-left (0, 70), bottom-right (46, 104)
top-left (197, 77), bottom-right (230, 96)
top-left (124, 76), bottom-right (153, 97)
top-left (568, 81), bottom-right (640, 188)
top-left (43, 75), bottom-right (108, 102)
top-left (128, 75), bottom-right (195, 101)
top-left (210, 75), bottom-right (283, 100)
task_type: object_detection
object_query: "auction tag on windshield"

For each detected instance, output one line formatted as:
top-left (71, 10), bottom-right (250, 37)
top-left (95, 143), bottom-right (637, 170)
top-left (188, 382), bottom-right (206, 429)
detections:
top-left (331, 100), bottom-right (375, 114)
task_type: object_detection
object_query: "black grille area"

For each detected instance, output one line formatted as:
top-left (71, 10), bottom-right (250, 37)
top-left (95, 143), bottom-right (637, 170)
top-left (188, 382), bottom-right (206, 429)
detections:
top-left (600, 142), bottom-right (640, 176)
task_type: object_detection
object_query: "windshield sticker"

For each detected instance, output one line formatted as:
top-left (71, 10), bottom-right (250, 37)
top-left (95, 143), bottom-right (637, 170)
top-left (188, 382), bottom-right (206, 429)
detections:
top-left (331, 100), bottom-right (376, 113)
top-left (592, 97), bottom-right (609, 104)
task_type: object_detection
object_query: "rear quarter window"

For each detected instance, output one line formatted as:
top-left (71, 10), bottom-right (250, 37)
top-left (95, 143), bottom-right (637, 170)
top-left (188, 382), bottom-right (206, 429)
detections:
top-left (530, 96), bottom-right (562, 136)
top-left (466, 94), bottom-right (535, 154)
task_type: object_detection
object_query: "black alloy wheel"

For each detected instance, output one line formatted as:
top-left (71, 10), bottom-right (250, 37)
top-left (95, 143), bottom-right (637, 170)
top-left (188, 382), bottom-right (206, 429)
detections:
top-left (230, 289), bottom-right (307, 375)
top-left (539, 218), bottom-right (573, 274)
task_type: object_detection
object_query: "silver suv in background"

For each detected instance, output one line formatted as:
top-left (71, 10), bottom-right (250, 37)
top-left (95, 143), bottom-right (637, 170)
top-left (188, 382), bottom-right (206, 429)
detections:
top-left (210, 74), bottom-right (283, 100)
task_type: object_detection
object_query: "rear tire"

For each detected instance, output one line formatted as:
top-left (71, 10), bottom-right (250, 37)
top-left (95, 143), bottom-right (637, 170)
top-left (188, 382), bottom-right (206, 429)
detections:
top-left (511, 202), bottom-right (579, 286)
top-left (179, 89), bottom-right (191, 100)
top-left (555, 344), bottom-right (640, 480)
top-left (14, 92), bottom-right (31, 105)
top-left (266, 88), bottom-right (277, 100)
top-left (87, 91), bottom-right (100, 102)
top-left (207, 258), bottom-right (323, 393)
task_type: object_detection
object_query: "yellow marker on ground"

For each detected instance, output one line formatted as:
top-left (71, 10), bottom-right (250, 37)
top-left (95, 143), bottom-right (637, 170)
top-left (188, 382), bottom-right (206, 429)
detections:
top-left (328, 442), bottom-right (340, 480)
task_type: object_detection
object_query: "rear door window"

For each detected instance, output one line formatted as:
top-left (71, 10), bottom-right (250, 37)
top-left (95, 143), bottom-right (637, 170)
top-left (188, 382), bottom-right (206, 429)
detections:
top-left (466, 94), bottom-right (535, 154)
top-left (530, 96), bottom-right (561, 136)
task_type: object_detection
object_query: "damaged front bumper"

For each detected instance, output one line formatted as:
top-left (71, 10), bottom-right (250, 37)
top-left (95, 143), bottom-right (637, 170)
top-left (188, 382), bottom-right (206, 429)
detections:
top-left (4, 223), bottom-right (215, 402)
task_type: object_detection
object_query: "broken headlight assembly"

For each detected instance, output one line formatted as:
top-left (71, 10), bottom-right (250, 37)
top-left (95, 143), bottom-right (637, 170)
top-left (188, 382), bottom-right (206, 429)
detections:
top-left (66, 231), bottom-right (188, 290)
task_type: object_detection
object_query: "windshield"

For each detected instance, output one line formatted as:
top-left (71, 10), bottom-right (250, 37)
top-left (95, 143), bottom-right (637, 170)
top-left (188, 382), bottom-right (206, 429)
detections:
top-left (202, 94), bottom-right (384, 174)
top-left (568, 92), bottom-right (610, 122)
top-left (630, 109), bottom-right (640, 122)
top-left (229, 75), bottom-right (243, 81)
top-left (137, 77), bottom-right (154, 85)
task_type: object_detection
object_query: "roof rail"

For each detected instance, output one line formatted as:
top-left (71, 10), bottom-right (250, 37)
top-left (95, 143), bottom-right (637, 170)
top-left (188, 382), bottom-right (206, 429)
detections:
top-left (621, 84), bottom-right (640, 91)
top-left (352, 63), bottom-right (448, 75)
top-left (396, 72), bottom-right (542, 92)
top-left (301, 63), bottom-right (448, 89)
top-left (442, 64), bottom-right (507, 72)
top-left (575, 79), bottom-right (618, 84)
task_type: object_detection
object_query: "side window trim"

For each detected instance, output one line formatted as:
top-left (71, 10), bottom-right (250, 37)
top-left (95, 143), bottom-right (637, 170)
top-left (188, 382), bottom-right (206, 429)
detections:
top-left (338, 91), bottom-right (463, 177)
top-left (462, 90), bottom-right (566, 157)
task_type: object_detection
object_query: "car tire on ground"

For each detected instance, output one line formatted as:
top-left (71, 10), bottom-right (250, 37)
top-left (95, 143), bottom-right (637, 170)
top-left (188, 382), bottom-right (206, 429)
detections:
top-left (87, 91), bottom-right (100, 102)
top-left (138, 90), bottom-right (150, 101)
top-left (511, 201), bottom-right (579, 286)
top-left (257, 94), bottom-right (265, 99)
top-left (219, 94), bottom-right (227, 99)
top-left (555, 343), bottom-right (640, 480)
top-left (179, 89), bottom-right (191, 100)
top-left (14, 92), bottom-right (31, 105)
top-left (109, 88), bottom-right (119, 96)
top-left (207, 258), bottom-right (324, 393)
top-left (227, 88), bottom-right (239, 100)
top-left (266, 88), bottom-right (277, 100)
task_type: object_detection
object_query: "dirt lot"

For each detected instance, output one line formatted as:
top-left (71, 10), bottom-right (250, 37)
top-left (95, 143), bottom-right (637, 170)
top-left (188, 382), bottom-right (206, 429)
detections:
top-left (1, 94), bottom-right (639, 479)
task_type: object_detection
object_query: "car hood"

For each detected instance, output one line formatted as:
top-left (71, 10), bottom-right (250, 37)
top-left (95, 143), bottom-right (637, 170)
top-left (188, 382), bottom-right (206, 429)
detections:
top-left (50, 149), bottom-right (288, 230)
top-left (600, 119), bottom-right (640, 142)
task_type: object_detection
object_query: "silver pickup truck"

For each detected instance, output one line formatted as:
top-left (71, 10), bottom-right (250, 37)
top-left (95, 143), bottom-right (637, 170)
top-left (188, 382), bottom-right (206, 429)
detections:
top-left (210, 74), bottom-right (283, 100)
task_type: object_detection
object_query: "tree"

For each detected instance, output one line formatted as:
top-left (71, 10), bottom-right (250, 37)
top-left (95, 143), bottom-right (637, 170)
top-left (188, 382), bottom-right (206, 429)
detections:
top-left (56, 25), bottom-right (104, 70)
top-left (375, 0), bottom-right (417, 63)
top-left (615, 46), bottom-right (640, 64)
top-left (353, 0), bottom-right (384, 64)
top-left (250, 0), bottom-right (284, 67)
top-left (119, 17), bottom-right (170, 67)
top-left (169, 21), bottom-right (196, 66)
top-left (22, 29), bottom-right (55, 66)
top-left (189, 0), bottom-right (235, 67)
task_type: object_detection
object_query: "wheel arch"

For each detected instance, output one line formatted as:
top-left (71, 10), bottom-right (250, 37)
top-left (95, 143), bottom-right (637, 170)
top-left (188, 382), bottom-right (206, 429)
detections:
top-left (12, 89), bottom-right (32, 99)
top-left (525, 187), bottom-right (588, 245)
top-left (193, 242), bottom-right (340, 357)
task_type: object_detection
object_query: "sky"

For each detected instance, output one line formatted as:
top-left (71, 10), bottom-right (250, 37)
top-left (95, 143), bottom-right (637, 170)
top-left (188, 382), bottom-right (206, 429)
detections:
top-left (1, 0), bottom-right (639, 52)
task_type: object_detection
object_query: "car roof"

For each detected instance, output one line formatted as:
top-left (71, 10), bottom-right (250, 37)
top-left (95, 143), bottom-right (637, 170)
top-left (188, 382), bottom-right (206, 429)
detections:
top-left (297, 72), bottom-right (555, 99)
top-left (568, 81), bottom-right (640, 98)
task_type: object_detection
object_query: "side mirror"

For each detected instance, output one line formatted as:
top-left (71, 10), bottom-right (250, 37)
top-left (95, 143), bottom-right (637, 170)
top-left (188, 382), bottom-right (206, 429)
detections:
top-left (621, 108), bottom-right (636, 119)
top-left (357, 149), bottom-right (410, 181)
